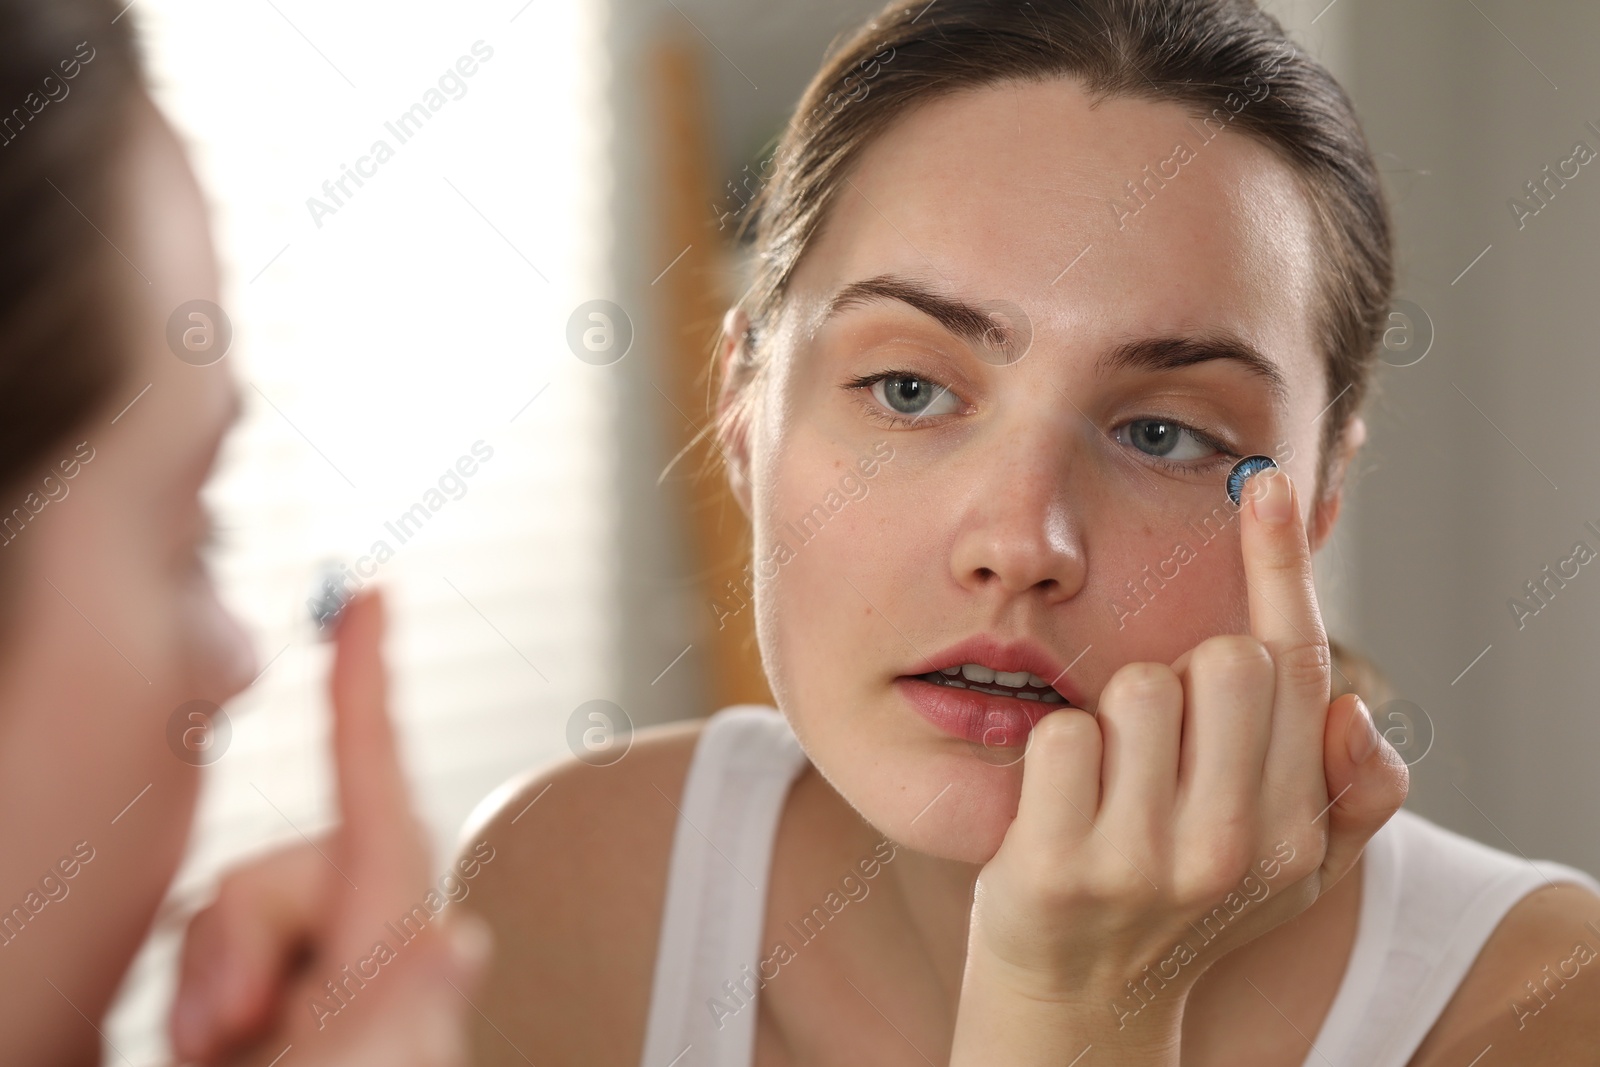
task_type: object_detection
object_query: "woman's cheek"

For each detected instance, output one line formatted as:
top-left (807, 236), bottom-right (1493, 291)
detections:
top-left (1091, 531), bottom-right (1250, 667)
top-left (756, 448), bottom-right (901, 699)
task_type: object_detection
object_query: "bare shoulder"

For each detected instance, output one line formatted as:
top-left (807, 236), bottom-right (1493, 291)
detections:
top-left (1410, 880), bottom-right (1600, 1066)
top-left (451, 716), bottom-right (709, 1067)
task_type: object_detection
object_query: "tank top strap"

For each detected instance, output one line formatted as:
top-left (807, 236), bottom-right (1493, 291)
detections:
top-left (638, 705), bottom-right (810, 1067)
top-left (1305, 806), bottom-right (1600, 1066)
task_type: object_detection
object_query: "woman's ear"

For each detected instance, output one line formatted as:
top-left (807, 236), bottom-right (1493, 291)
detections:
top-left (715, 305), bottom-right (754, 519)
top-left (1309, 414), bottom-right (1366, 552)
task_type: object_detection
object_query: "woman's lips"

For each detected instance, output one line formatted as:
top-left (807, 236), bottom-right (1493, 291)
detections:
top-left (895, 675), bottom-right (1067, 747)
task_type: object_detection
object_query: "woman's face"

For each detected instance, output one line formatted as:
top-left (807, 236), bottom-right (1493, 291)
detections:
top-left (0, 91), bottom-right (253, 1032)
top-left (735, 78), bottom-right (1355, 864)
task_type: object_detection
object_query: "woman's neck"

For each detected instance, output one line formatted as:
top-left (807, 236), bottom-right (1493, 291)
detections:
top-left (881, 838), bottom-right (985, 1007)
top-left (802, 765), bottom-right (985, 1013)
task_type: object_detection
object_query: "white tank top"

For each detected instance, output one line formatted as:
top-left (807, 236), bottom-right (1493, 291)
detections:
top-left (638, 705), bottom-right (1600, 1067)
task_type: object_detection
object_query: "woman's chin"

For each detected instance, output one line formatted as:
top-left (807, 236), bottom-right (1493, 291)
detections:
top-left (800, 709), bottom-right (1029, 865)
top-left (900, 823), bottom-right (1011, 866)
top-left (866, 758), bottom-right (1025, 866)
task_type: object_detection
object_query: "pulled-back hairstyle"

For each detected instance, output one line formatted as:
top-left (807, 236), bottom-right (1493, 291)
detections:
top-left (719, 0), bottom-right (1392, 504)
top-left (0, 0), bottom-right (143, 497)
top-left (713, 0), bottom-right (1395, 704)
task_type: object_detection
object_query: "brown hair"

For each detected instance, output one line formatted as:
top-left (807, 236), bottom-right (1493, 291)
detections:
top-left (711, 0), bottom-right (1395, 706)
top-left (0, 0), bottom-right (143, 498)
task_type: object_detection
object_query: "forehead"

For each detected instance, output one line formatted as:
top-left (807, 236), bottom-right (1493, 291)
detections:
top-left (790, 77), bottom-right (1325, 401)
top-left (120, 94), bottom-right (239, 428)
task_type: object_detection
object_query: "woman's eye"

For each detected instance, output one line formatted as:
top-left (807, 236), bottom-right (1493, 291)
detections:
top-left (1115, 418), bottom-right (1221, 463)
top-left (866, 373), bottom-right (961, 420)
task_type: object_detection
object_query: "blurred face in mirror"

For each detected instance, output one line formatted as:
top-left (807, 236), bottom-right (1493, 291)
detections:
top-left (736, 79), bottom-right (1351, 865)
top-left (0, 89), bottom-right (254, 1042)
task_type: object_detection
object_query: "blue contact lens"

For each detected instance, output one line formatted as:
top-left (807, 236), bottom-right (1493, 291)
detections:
top-left (308, 559), bottom-right (353, 639)
top-left (1227, 455), bottom-right (1277, 507)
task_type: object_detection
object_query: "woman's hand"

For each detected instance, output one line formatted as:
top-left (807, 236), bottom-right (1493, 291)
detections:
top-left (169, 589), bottom-right (491, 1066)
top-left (950, 467), bottom-right (1410, 1066)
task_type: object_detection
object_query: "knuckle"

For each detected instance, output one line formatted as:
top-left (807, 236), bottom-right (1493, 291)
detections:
top-left (1101, 860), bottom-right (1158, 904)
top-left (1008, 837), bottom-right (1159, 912)
top-left (1050, 853), bottom-right (1153, 908)
top-left (1275, 831), bottom-right (1323, 877)
top-left (1336, 743), bottom-right (1413, 819)
top-left (1261, 545), bottom-right (1312, 580)
top-left (1029, 707), bottom-right (1098, 752)
top-left (1192, 634), bottom-right (1272, 678)
top-left (1103, 661), bottom-right (1181, 709)
top-left (1277, 641), bottom-right (1333, 690)
top-left (1181, 834), bottom-right (1255, 901)
top-left (1010, 850), bottom-right (1074, 903)
top-left (1001, 844), bottom-right (1084, 910)
top-left (1196, 633), bottom-right (1267, 675)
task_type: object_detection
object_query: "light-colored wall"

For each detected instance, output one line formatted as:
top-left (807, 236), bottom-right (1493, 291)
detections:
top-left (1339, 0), bottom-right (1600, 872)
top-left (605, 0), bottom-right (1600, 870)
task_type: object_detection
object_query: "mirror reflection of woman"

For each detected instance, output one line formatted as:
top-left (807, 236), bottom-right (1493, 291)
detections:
top-left (0, 2), bottom-right (488, 1063)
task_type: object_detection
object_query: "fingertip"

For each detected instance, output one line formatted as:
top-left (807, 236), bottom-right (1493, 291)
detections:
top-left (1016, 707), bottom-right (1102, 841)
top-left (1250, 466), bottom-right (1294, 526)
top-left (331, 585), bottom-right (390, 712)
top-left (1344, 694), bottom-right (1378, 764)
top-left (1320, 693), bottom-right (1409, 887)
top-left (1327, 692), bottom-right (1409, 814)
top-left (1373, 717), bottom-right (1411, 805)
top-left (1028, 705), bottom-right (1097, 748)
top-left (341, 585), bottom-right (385, 642)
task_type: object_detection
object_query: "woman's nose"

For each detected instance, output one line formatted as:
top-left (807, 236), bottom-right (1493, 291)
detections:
top-left (947, 449), bottom-right (1087, 603)
top-left (189, 586), bottom-right (259, 706)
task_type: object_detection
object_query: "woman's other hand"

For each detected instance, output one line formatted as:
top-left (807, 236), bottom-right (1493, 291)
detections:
top-left (169, 589), bottom-right (491, 1066)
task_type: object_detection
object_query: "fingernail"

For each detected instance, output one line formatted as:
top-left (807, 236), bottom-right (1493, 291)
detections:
top-left (1346, 696), bottom-right (1379, 763)
top-left (1252, 468), bottom-right (1293, 525)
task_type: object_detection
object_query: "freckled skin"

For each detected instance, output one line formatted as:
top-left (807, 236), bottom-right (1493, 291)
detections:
top-left (737, 79), bottom-right (1340, 866)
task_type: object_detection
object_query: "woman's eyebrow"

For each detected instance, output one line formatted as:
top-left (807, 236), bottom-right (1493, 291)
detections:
top-left (821, 273), bottom-right (1017, 359)
top-left (1100, 334), bottom-right (1290, 405)
top-left (820, 272), bottom-right (1288, 403)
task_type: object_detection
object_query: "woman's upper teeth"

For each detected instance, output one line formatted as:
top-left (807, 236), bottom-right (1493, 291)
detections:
top-left (940, 663), bottom-right (1050, 688)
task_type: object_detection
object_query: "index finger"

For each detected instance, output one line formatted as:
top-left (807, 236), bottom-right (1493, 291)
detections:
top-left (1238, 464), bottom-right (1332, 797)
top-left (326, 588), bottom-right (431, 941)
